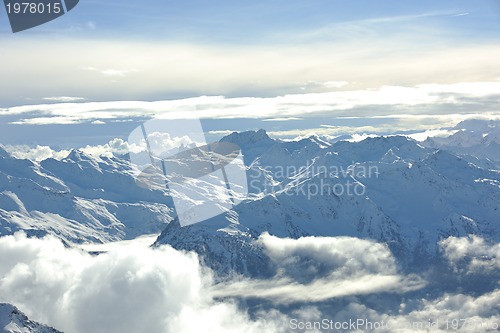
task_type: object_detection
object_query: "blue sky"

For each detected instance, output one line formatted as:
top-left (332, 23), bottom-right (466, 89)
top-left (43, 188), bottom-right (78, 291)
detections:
top-left (0, 0), bottom-right (500, 147)
top-left (1, 0), bottom-right (499, 103)
top-left (2, 0), bottom-right (500, 40)
top-left (3, 0), bottom-right (498, 42)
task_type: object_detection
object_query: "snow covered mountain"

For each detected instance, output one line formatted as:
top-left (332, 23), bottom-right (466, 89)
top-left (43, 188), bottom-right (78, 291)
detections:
top-left (1, 122), bottom-right (499, 278)
top-left (424, 119), bottom-right (500, 163)
top-left (0, 304), bottom-right (62, 333)
top-left (0, 147), bottom-right (173, 244)
top-left (156, 129), bottom-right (500, 276)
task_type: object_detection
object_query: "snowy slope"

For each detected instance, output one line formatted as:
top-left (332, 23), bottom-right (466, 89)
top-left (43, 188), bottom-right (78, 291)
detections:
top-left (1, 123), bottom-right (499, 277)
top-left (424, 119), bottom-right (500, 163)
top-left (0, 304), bottom-right (62, 333)
top-left (156, 129), bottom-right (500, 276)
top-left (0, 147), bottom-right (173, 244)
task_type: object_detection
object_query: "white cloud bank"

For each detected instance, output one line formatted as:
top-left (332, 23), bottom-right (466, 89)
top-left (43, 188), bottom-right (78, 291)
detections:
top-left (2, 81), bottom-right (500, 128)
top-left (0, 233), bottom-right (287, 333)
top-left (0, 233), bottom-right (498, 333)
top-left (1, 34), bottom-right (500, 105)
top-left (2, 145), bottom-right (71, 162)
top-left (2, 139), bottom-right (132, 162)
top-left (0, 232), bottom-right (423, 333)
top-left (2, 74), bottom-right (500, 145)
top-left (440, 236), bottom-right (500, 274)
top-left (324, 289), bottom-right (500, 333)
top-left (211, 234), bottom-right (426, 303)
top-left (2, 134), bottom-right (199, 162)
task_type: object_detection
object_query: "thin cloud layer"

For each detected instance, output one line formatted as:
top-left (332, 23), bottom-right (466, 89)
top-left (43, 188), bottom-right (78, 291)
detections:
top-left (2, 82), bottom-right (500, 131)
top-left (1, 35), bottom-right (500, 105)
top-left (2, 139), bottom-right (134, 161)
top-left (43, 97), bottom-right (86, 103)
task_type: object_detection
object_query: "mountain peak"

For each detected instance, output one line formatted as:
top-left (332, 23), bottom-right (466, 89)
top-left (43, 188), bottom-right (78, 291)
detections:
top-left (65, 149), bottom-right (86, 161)
top-left (221, 129), bottom-right (273, 146)
top-left (295, 135), bottom-right (331, 148)
top-left (64, 149), bottom-right (100, 165)
top-left (0, 303), bottom-right (63, 333)
top-left (454, 119), bottom-right (499, 132)
top-left (367, 135), bottom-right (414, 146)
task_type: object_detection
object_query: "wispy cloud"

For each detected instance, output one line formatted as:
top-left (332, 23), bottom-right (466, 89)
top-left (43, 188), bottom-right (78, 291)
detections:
top-left (211, 234), bottom-right (426, 303)
top-left (43, 96), bottom-right (86, 102)
top-left (271, 11), bottom-right (468, 43)
top-left (1, 36), bottom-right (500, 105)
top-left (262, 117), bottom-right (302, 122)
top-left (3, 82), bottom-right (500, 130)
top-left (206, 130), bottom-right (235, 136)
top-left (83, 67), bottom-right (138, 78)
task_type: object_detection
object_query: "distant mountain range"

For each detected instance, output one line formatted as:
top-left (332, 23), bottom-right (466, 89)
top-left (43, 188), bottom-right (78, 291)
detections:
top-left (0, 148), bottom-right (172, 244)
top-left (424, 119), bottom-right (500, 162)
top-left (156, 126), bottom-right (500, 277)
top-left (1, 119), bottom-right (498, 279)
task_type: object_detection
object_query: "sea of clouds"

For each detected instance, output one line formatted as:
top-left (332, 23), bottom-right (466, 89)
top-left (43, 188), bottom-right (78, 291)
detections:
top-left (0, 232), bottom-right (498, 332)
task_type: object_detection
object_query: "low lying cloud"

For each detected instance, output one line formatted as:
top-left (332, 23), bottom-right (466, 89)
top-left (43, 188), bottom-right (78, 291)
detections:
top-left (314, 289), bottom-right (500, 332)
top-left (146, 132), bottom-right (199, 156)
top-left (407, 129), bottom-right (460, 141)
top-left (2, 138), bottom-right (144, 161)
top-left (2, 145), bottom-right (71, 161)
top-left (381, 290), bottom-right (500, 332)
top-left (0, 233), bottom-right (287, 333)
top-left (211, 234), bottom-right (426, 303)
top-left (0, 233), bottom-right (497, 332)
top-left (440, 236), bottom-right (500, 273)
top-left (79, 138), bottom-right (142, 157)
top-left (4, 128), bottom-right (207, 163)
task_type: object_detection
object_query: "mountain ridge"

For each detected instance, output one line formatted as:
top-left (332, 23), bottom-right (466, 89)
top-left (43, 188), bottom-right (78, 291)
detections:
top-left (1, 125), bottom-right (499, 278)
top-left (155, 129), bottom-right (500, 277)
top-left (0, 303), bottom-right (63, 333)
